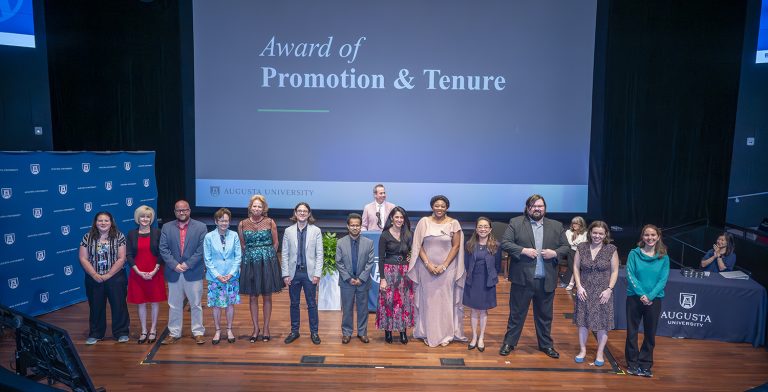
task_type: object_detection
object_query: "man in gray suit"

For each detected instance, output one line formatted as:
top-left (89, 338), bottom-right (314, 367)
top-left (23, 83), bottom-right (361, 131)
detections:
top-left (499, 194), bottom-right (569, 358)
top-left (336, 213), bottom-right (375, 344)
top-left (281, 202), bottom-right (324, 345)
top-left (159, 200), bottom-right (208, 345)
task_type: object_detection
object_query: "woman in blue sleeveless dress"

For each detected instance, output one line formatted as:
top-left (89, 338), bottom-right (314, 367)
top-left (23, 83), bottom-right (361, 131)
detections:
top-left (238, 195), bottom-right (284, 342)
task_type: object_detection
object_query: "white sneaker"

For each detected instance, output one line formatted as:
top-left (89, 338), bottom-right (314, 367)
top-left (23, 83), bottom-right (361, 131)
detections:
top-left (85, 337), bottom-right (99, 345)
top-left (117, 335), bottom-right (130, 343)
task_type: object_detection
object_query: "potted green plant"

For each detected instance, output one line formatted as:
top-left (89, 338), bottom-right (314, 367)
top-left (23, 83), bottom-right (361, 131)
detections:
top-left (321, 232), bottom-right (338, 276)
top-left (318, 232), bottom-right (340, 310)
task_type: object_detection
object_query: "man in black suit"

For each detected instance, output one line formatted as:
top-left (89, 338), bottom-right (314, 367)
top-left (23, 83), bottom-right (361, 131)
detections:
top-left (499, 194), bottom-right (569, 358)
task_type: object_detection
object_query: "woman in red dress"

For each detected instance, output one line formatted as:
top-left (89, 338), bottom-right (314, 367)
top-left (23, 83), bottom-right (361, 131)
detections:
top-left (126, 205), bottom-right (166, 344)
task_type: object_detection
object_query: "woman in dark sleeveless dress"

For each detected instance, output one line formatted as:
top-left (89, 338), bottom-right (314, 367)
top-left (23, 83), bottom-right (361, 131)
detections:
top-left (573, 220), bottom-right (619, 366)
top-left (238, 195), bottom-right (284, 342)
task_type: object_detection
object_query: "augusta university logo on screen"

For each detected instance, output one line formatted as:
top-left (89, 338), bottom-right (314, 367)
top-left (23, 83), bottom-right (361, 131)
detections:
top-left (660, 292), bottom-right (712, 328)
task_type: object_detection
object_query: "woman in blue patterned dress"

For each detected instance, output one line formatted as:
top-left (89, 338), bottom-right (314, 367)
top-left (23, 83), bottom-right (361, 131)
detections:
top-left (204, 208), bottom-right (241, 344)
top-left (238, 195), bottom-right (284, 342)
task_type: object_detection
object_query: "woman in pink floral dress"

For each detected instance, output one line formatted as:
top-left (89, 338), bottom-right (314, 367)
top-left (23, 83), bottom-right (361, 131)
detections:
top-left (376, 206), bottom-right (414, 344)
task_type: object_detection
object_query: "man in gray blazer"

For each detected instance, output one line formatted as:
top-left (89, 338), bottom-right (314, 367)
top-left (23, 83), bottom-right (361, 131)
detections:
top-left (499, 194), bottom-right (569, 358)
top-left (159, 200), bottom-right (208, 345)
top-left (336, 213), bottom-right (375, 344)
top-left (281, 202), bottom-right (324, 345)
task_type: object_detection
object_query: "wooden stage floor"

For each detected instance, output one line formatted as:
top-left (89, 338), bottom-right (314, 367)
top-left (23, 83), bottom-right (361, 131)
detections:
top-left (2, 280), bottom-right (767, 391)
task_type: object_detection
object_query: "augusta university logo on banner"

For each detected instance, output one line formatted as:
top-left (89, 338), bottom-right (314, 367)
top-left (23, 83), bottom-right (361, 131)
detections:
top-left (143, 179), bottom-right (150, 188)
top-left (61, 225), bottom-right (70, 236)
top-left (4, 233), bottom-right (15, 245)
top-left (84, 202), bottom-right (93, 212)
top-left (32, 208), bottom-right (42, 219)
top-left (105, 181), bottom-right (113, 191)
top-left (82, 162), bottom-right (90, 173)
top-left (1, 188), bottom-right (11, 199)
top-left (40, 292), bottom-right (49, 303)
top-left (36, 250), bottom-right (46, 261)
top-left (124, 161), bottom-right (131, 171)
top-left (30, 164), bottom-right (40, 175)
top-left (8, 278), bottom-right (19, 289)
top-left (64, 265), bottom-right (73, 276)
top-left (661, 291), bottom-right (712, 328)
top-left (58, 184), bottom-right (68, 195)
top-left (126, 197), bottom-right (133, 207)
top-left (679, 293), bottom-right (697, 309)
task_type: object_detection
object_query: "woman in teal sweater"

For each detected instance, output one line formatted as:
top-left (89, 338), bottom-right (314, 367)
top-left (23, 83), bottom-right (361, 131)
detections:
top-left (624, 224), bottom-right (669, 378)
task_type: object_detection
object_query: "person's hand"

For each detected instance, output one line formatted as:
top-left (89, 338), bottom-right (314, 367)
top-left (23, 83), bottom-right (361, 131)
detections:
top-left (599, 288), bottom-right (612, 304)
top-left (712, 244), bottom-right (719, 254)
top-left (92, 273), bottom-right (104, 283)
top-left (311, 276), bottom-right (320, 285)
top-left (522, 248), bottom-right (538, 259)
top-left (283, 277), bottom-right (292, 286)
top-left (379, 278), bottom-right (388, 290)
top-left (640, 295), bottom-right (651, 305)
top-left (180, 262), bottom-right (189, 272)
top-left (217, 275), bottom-right (228, 283)
top-left (142, 271), bottom-right (152, 280)
top-left (174, 263), bottom-right (186, 273)
top-left (541, 249), bottom-right (557, 259)
top-left (577, 285), bottom-right (587, 302)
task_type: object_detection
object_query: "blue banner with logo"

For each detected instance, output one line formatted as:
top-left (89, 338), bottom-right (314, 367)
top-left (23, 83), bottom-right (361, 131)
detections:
top-left (0, 152), bottom-right (157, 316)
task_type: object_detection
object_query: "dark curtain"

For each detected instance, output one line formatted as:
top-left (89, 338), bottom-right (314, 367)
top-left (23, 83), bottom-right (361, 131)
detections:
top-left (44, 1), bottom-right (747, 227)
top-left (596, 1), bottom-right (746, 228)
top-left (45, 0), bottom-right (183, 222)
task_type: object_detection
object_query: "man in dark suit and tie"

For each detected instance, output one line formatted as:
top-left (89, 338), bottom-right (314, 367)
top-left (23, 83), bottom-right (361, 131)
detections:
top-left (336, 213), bottom-right (375, 344)
top-left (499, 194), bottom-right (569, 358)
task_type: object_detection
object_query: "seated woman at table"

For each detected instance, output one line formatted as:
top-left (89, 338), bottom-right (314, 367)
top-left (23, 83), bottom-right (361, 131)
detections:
top-left (700, 232), bottom-right (736, 272)
top-left (624, 224), bottom-right (669, 378)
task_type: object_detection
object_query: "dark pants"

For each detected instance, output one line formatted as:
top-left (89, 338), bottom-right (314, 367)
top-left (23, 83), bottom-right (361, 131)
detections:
top-left (560, 249), bottom-right (576, 285)
top-left (625, 295), bottom-right (662, 370)
top-left (85, 272), bottom-right (130, 339)
top-left (289, 269), bottom-right (318, 334)
top-left (503, 278), bottom-right (555, 348)
top-left (340, 281), bottom-right (370, 337)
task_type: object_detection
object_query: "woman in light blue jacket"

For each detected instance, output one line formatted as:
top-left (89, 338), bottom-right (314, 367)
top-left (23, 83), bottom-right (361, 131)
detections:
top-left (204, 208), bottom-right (242, 344)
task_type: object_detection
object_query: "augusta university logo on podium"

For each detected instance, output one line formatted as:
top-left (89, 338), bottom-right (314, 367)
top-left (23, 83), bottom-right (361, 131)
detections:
top-left (679, 293), bottom-right (697, 309)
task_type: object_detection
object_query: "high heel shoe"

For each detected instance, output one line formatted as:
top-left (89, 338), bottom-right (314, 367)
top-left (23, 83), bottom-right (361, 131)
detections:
top-left (227, 329), bottom-right (236, 344)
top-left (212, 329), bottom-right (221, 345)
top-left (137, 332), bottom-right (147, 344)
top-left (384, 331), bottom-right (393, 344)
top-left (399, 331), bottom-right (408, 344)
top-left (147, 331), bottom-right (157, 344)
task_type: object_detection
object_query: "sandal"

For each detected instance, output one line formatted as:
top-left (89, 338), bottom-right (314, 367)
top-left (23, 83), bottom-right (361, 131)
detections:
top-left (147, 331), bottom-right (157, 344)
top-left (227, 329), bottom-right (236, 344)
top-left (138, 332), bottom-right (148, 344)
top-left (212, 329), bottom-right (221, 345)
top-left (249, 329), bottom-right (262, 343)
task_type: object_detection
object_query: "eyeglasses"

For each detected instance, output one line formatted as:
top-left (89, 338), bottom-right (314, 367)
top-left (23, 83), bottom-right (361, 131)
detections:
top-left (175, 208), bottom-right (190, 213)
top-left (296, 210), bottom-right (309, 214)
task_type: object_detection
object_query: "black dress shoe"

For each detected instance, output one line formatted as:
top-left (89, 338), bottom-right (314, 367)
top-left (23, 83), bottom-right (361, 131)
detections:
top-left (399, 332), bottom-right (408, 345)
top-left (284, 332), bottom-right (300, 344)
top-left (477, 344), bottom-right (485, 352)
top-left (342, 336), bottom-right (351, 344)
top-left (540, 347), bottom-right (560, 359)
top-left (310, 333), bottom-right (321, 345)
top-left (499, 344), bottom-right (514, 356)
top-left (468, 343), bottom-right (476, 350)
top-left (384, 331), bottom-right (393, 344)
